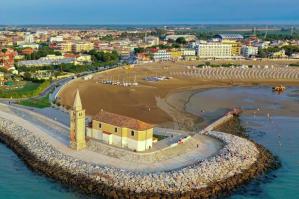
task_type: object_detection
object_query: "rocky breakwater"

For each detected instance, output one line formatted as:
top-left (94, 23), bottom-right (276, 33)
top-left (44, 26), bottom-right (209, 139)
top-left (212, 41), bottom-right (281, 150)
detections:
top-left (0, 116), bottom-right (262, 198)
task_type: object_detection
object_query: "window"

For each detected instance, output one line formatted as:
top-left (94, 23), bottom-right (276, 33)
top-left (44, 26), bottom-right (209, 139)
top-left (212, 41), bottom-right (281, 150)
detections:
top-left (99, 123), bottom-right (101, 128)
top-left (131, 131), bottom-right (135, 136)
top-left (115, 127), bottom-right (118, 133)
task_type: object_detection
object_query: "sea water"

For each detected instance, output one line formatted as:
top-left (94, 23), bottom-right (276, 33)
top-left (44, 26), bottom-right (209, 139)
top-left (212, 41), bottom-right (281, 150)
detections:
top-left (0, 86), bottom-right (298, 198)
top-left (0, 142), bottom-right (94, 199)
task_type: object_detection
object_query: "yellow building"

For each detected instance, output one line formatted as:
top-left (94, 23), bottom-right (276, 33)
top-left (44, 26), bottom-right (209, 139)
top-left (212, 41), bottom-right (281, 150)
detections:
top-left (87, 110), bottom-right (154, 152)
top-left (69, 90), bottom-right (86, 150)
top-left (221, 40), bottom-right (241, 56)
top-left (72, 42), bottom-right (94, 53)
top-left (170, 50), bottom-right (182, 60)
top-left (271, 50), bottom-right (287, 58)
top-left (57, 42), bottom-right (72, 53)
top-left (197, 43), bottom-right (232, 58)
top-left (0, 72), bottom-right (4, 85)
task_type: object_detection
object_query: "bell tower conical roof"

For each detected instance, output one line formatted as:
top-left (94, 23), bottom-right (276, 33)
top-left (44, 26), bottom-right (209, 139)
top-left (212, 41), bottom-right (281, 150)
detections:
top-left (73, 89), bottom-right (82, 111)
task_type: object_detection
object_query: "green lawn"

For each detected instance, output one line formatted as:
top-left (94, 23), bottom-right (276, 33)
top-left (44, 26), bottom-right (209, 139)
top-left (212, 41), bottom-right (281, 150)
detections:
top-left (0, 81), bottom-right (50, 98)
top-left (19, 94), bottom-right (51, 108)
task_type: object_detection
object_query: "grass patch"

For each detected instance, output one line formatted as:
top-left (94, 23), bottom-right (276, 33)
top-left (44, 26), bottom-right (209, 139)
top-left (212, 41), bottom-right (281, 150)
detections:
top-left (19, 94), bottom-right (51, 108)
top-left (0, 81), bottom-right (50, 98)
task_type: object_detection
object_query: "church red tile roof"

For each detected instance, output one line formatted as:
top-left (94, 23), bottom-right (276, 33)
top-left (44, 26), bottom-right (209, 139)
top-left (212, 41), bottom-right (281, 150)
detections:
top-left (93, 111), bottom-right (154, 131)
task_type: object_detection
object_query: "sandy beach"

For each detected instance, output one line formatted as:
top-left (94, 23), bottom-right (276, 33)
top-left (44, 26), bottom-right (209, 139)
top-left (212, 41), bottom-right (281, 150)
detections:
top-left (58, 62), bottom-right (299, 130)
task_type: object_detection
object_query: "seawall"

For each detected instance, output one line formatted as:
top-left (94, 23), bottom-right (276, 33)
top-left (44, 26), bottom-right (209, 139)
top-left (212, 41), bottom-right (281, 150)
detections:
top-left (0, 112), bottom-right (277, 198)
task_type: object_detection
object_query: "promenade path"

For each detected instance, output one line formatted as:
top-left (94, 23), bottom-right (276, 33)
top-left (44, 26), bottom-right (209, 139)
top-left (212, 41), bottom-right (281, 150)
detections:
top-left (0, 103), bottom-right (222, 172)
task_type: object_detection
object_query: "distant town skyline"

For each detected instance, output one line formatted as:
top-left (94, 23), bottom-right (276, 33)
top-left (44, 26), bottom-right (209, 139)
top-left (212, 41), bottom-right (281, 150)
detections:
top-left (0, 0), bottom-right (299, 25)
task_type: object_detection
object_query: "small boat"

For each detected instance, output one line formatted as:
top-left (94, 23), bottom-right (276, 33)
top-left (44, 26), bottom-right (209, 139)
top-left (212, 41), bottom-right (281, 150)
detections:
top-left (272, 85), bottom-right (286, 92)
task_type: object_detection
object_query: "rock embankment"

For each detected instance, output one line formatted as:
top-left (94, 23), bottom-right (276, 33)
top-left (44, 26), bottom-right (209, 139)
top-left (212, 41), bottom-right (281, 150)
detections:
top-left (0, 116), bottom-right (266, 198)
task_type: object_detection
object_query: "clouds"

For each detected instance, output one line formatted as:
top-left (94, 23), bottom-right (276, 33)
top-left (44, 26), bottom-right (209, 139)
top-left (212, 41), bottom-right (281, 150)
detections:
top-left (0, 0), bottom-right (298, 24)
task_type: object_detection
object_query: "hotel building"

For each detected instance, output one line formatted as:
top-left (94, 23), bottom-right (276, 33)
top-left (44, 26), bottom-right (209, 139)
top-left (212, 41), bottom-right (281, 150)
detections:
top-left (197, 43), bottom-right (232, 58)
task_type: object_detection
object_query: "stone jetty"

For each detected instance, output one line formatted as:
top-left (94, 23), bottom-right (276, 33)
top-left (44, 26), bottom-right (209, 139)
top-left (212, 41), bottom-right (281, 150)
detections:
top-left (0, 114), bottom-right (273, 198)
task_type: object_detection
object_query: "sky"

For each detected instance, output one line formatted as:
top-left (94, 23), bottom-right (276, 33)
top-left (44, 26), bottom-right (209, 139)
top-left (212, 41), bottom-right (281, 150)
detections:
top-left (0, 0), bottom-right (299, 25)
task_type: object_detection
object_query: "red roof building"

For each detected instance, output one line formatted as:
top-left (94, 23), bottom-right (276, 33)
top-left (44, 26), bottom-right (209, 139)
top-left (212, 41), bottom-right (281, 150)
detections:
top-left (21, 48), bottom-right (34, 55)
top-left (0, 48), bottom-right (17, 70)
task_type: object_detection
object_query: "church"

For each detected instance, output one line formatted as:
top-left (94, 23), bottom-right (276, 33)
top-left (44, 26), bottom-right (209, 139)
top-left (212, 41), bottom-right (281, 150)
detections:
top-left (69, 90), bottom-right (154, 152)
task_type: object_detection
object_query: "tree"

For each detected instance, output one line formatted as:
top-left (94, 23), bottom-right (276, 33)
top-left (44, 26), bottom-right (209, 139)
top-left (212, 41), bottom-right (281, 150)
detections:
top-left (134, 48), bottom-right (145, 54)
top-left (172, 43), bottom-right (180, 48)
top-left (23, 72), bottom-right (32, 80)
top-left (176, 37), bottom-right (187, 45)
top-left (282, 45), bottom-right (299, 56)
top-left (0, 67), bottom-right (8, 73)
top-left (257, 49), bottom-right (267, 58)
top-left (205, 61), bottom-right (211, 66)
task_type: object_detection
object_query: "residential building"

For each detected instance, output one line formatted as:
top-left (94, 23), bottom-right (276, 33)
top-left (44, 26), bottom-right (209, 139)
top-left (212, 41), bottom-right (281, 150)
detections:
top-left (221, 40), bottom-right (241, 56)
top-left (86, 110), bottom-right (154, 152)
top-left (20, 48), bottom-right (34, 55)
top-left (57, 42), bottom-right (72, 53)
top-left (17, 56), bottom-right (75, 67)
top-left (24, 33), bottom-right (34, 43)
top-left (241, 46), bottom-right (259, 58)
top-left (291, 53), bottom-right (299, 59)
top-left (0, 48), bottom-right (17, 70)
top-left (50, 36), bottom-right (64, 43)
top-left (72, 42), bottom-right (94, 53)
top-left (170, 50), bottom-right (182, 60)
top-left (19, 43), bottom-right (39, 49)
top-left (153, 50), bottom-right (171, 61)
top-left (144, 36), bottom-right (160, 46)
top-left (136, 53), bottom-right (151, 64)
top-left (181, 48), bottom-right (196, 56)
top-left (74, 54), bottom-right (92, 65)
top-left (197, 43), bottom-right (232, 58)
top-left (271, 50), bottom-right (287, 58)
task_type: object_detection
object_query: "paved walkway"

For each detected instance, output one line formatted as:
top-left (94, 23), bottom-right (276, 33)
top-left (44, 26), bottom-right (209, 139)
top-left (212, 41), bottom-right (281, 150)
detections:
top-left (0, 103), bottom-right (223, 172)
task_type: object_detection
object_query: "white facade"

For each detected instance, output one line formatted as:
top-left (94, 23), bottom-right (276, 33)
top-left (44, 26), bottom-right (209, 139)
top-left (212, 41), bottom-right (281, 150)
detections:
top-left (19, 43), bottom-right (39, 49)
top-left (197, 43), bottom-right (232, 58)
top-left (181, 48), bottom-right (196, 56)
top-left (144, 36), bottom-right (159, 46)
top-left (24, 33), bottom-right (34, 43)
top-left (153, 50), bottom-right (171, 61)
top-left (50, 36), bottom-right (64, 43)
top-left (241, 46), bottom-right (259, 58)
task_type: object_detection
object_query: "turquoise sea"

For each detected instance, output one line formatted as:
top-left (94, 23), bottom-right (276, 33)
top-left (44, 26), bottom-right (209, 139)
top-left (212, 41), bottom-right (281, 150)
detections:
top-left (0, 86), bottom-right (299, 198)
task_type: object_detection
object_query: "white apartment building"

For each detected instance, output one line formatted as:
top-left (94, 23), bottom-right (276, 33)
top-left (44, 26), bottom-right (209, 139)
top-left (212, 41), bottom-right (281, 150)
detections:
top-left (153, 50), bottom-right (171, 61)
top-left (24, 33), bottom-right (34, 43)
top-left (144, 36), bottom-right (160, 46)
top-left (181, 48), bottom-right (196, 56)
top-left (50, 36), bottom-right (64, 43)
top-left (241, 46), bottom-right (259, 58)
top-left (197, 43), bottom-right (232, 58)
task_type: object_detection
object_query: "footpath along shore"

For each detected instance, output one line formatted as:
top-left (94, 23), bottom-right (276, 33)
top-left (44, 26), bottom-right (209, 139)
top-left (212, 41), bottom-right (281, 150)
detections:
top-left (0, 107), bottom-right (279, 198)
